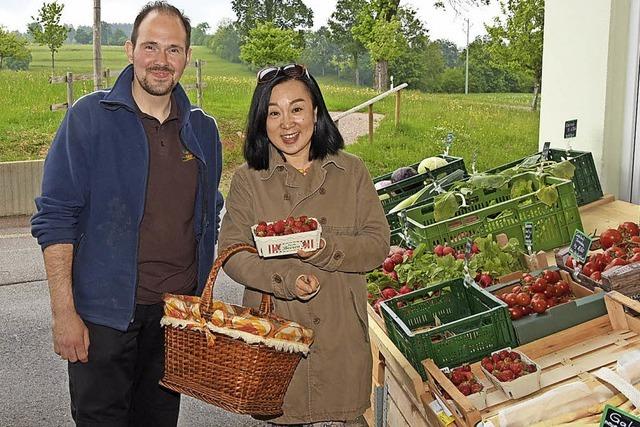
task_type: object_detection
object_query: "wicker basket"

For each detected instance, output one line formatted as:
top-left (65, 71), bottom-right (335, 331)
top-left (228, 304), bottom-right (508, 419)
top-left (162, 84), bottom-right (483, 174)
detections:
top-left (160, 243), bottom-right (307, 416)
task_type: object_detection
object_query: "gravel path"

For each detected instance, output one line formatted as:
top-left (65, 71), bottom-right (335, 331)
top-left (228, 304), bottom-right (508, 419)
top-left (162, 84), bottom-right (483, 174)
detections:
top-left (330, 111), bottom-right (385, 145)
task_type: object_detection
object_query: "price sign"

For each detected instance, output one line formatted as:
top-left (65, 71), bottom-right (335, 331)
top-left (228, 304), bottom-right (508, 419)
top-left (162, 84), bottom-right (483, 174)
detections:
top-left (569, 229), bottom-right (593, 264)
top-left (599, 404), bottom-right (640, 427)
top-left (542, 141), bottom-right (551, 160)
top-left (524, 222), bottom-right (533, 254)
top-left (564, 119), bottom-right (577, 138)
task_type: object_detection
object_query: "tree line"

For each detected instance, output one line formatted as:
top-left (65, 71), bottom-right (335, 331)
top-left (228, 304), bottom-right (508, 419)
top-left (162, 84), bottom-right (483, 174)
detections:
top-left (207, 0), bottom-right (543, 107)
top-left (0, 0), bottom-right (543, 108)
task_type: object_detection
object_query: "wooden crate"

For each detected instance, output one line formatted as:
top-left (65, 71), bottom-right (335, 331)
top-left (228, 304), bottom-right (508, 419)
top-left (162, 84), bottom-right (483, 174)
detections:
top-left (422, 291), bottom-right (640, 426)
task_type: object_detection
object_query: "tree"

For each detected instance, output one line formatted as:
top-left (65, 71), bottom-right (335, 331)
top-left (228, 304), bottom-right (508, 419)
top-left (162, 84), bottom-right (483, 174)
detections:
top-left (74, 27), bottom-right (92, 44)
top-left (434, 39), bottom-right (460, 68)
top-left (100, 21), bottom-right (112, 45)
top-left (0, 29), bottom-right (31, 70)
top-left (486, 0), bottom-right (544, 110)
top-left (232, 0), bottom-right (313, 40)
top-left (328, 0), bottom-right (368, 85)
top-left (29, 1), bottom-right (68, 73)
top-left (352, 0), bottom-right (406, 91)
top-left (239, 22), bottom-right (303, 68)
top-left (64, 24), bottom-right (75, 43)
top-left (301, 26), bottom-right (337, 76)
top-left (191, 22), bottom-right (210, 46)
top-left (209, 19), bottom-right (242, 62)
top-left (111, 28), bottom-right (127, 46)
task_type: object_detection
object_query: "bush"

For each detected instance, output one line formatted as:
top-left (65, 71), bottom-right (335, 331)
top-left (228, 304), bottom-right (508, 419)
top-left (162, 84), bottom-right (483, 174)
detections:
top-left (6, 53), bottom-right (32, 71)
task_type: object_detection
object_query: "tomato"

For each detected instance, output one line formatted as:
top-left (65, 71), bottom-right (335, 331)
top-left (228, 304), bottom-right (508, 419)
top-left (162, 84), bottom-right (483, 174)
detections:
top-left (504, 293), bottom-right (518, 307)
top-left (556, 281), bottom-right (570, 296)
top-left (590, 271), bottom-right (602, 281)
top-left (546, 298), bottom-right (557, 308)
top-left (511, 285), bottom-right (522, 294)
top-left (606, 246), bottom-right (626, 259)
top-left (532, 292), bottom-right (546, 301)
top-left (605, 258), bottom-right (629, 271)
top-left (531, 299), bottom-right (547, 314)
top-left (516, 292), bottom-right (531, 306)
top-left (521, 305), bottom-right (532, 316)
top-left (582, 262), bottom-right (595, 277)
top-left (543, 270), bottom-right (560, 284)
top-left (629, 253), bottom-right (640, 264)
top-left (509, 307), bottom-right (523, 320)
top-left (600, 229), bottom-right (623, 249)
top-left (544, 287), bottom-right (556, 299)
top-left (632, 236), bottom-right (640, 244)
top-left (565, 255), bottom-right (575, 269)
top-left (619, 221), bottom-right (640, 237)
top-left (531, 278), bottom-right (548, 293)
top-left (522, 274), bottom-right (535, 284)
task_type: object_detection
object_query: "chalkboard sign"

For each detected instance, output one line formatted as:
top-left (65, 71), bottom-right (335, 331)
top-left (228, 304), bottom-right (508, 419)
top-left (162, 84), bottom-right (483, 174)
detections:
top-left (565, 119), bottom-right (578, 138)
top-left (569, 229), bottom-right (592, 264)
top-left (542, 142), bottom-right (551, 160)
top-left (524, 222), bottom-right (533, 250)
top-left (599, 404), bottom-right (640, 427)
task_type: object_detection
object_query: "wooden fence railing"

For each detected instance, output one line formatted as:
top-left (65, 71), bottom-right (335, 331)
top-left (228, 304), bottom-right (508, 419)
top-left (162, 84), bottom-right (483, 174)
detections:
top-left (333, 83), bottom-right (408, 143)
top-left (49, 59), bottom-right (207, 111)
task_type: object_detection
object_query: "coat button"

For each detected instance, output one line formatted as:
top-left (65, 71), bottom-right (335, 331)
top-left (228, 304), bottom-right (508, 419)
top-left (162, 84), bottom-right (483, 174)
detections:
top-left (319, 187), bottom-right (326, 195)
top-left (283, 193), bottom-right (290, 201)
top-left (319, 217), bottom-right (327, 225)
top-left (313, 317), bottom-right (321, 325)
top-left (272, 274), bottom-right (283, 284)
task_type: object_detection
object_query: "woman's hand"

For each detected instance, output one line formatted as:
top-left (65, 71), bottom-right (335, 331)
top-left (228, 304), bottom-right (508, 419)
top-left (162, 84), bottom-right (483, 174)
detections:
top-left (294, 274), bottom-right (320, 300)
top-left (297, 238), bottom-right (325, 259)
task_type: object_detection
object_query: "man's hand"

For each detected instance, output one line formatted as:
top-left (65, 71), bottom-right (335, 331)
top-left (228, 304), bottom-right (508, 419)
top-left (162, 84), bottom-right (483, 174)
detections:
top-left (52, 310), bottom-right (90, 363)
top-left (294, 274), bottom-right (320, 300)
top-left (43, 243), bottom-right (89, 363)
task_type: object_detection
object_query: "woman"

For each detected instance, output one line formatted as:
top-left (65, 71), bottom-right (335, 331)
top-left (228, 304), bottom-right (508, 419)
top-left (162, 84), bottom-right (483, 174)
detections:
top-left (218, 64), bottom-right (389, 426)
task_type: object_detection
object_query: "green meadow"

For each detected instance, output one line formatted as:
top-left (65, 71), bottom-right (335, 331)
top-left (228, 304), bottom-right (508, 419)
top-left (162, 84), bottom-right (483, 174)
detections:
top-left (0, 44), bottom-right (540, 192)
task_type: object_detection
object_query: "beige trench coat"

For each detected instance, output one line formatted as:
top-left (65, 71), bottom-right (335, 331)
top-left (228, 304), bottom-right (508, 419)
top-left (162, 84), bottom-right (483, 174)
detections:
top-left (218, 146), bottom-right (389, 424)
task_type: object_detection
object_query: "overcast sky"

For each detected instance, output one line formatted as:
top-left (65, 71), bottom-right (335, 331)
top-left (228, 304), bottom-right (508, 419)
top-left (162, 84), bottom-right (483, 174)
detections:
top-left (0, 0), bottom-right (502, 48)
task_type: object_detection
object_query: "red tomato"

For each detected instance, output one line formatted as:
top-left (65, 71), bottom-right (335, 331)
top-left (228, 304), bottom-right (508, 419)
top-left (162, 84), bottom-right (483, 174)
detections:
top-left (606, 246), bottom-right (626, 259)
top-left (516, 292), bottom-right (531, 306)
top-left (600, 229), bottom-right (623, 249)
top-left (582, 262), bottom-right (595, 277)
top-left (531, 299), bottom-right (547, 314)
top-left (619, 221), bottom-right (640, 237)
top-left (509, 307), bottom-right (523, 320)
top-left (556, 281), bottom-right (570, 296)
top-left (531, 278), bottom-right (548, 293)
top-left (590, 271), bottom-right (602, 281)
top-left (565, 256), bottom-right (575, 269)
top-left (543, 270), bottom-right (560, 284)
top-left (511, 285), bottom-right (522, 294)
top-left (504, 293), bottom-right (518, 307)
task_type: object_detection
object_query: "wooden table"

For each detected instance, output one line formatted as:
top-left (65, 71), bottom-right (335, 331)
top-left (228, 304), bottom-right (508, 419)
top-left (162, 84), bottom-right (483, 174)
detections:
top-left (366, 196), bottom-right (640, 427)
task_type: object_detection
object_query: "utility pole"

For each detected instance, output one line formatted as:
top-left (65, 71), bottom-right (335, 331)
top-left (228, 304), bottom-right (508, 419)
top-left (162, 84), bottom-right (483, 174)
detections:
top-left (465, 18), bottom-right (469, 95)
top-left (93, 0), bottom-right (103, 90)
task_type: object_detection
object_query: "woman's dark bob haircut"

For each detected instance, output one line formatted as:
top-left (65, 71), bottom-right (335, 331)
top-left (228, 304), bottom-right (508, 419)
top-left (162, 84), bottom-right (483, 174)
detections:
top-left (243, 68), bottom-right (344, 170)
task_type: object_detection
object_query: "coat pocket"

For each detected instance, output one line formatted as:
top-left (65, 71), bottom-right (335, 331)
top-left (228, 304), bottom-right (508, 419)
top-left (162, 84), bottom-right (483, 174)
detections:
top-left (349, 288), bottom-right (370, 343)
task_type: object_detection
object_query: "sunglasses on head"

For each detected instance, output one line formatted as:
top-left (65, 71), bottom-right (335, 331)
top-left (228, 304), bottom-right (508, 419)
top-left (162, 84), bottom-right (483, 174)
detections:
top-left (256, 64), bottom-right (309, 84)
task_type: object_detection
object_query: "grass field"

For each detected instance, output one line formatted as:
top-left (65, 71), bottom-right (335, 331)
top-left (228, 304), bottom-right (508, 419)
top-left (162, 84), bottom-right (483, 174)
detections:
top-left (0, 44), bottom-right (540, 192)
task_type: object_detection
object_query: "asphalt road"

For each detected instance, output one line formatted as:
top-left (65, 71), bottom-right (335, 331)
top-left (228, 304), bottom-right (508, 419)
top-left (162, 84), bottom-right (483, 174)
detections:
top-left (0, 218), bottom-right (268, 427)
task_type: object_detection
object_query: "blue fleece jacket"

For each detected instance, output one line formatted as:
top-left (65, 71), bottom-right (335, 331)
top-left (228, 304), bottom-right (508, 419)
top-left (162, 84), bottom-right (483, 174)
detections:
top-left (31, 64), bottom-right (224, 331)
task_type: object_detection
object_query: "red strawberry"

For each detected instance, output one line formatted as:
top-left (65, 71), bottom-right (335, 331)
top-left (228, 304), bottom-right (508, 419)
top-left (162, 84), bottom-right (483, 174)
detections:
top-left (298, 215), bottom-right (308, 223)
top-left (307, 219), bottom-right (318, 230)
top-left (273, 220), bottom-right (285, 234)
top-left (457, 382), bottom-right (472, 396)
top-left (470, 383), bottom-right (483, 394)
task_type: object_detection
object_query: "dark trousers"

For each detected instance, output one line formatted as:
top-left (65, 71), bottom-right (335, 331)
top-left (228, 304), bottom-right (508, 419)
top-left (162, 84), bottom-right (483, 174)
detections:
top-left (68, 304), bottom-right (180, 427)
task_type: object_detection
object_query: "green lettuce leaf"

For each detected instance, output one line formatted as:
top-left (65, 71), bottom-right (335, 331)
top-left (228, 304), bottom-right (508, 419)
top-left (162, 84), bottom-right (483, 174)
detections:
top-left (546, 160), bottom-right (576, 180)
top-left (434, 192), bottom-right (460, 222)
top-left (536, 185), bottom-right (559, 206)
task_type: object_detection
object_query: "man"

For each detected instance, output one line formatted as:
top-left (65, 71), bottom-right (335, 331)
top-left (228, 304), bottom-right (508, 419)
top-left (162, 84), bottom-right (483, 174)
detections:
top-left (31, 2), bottom-right (224, 425)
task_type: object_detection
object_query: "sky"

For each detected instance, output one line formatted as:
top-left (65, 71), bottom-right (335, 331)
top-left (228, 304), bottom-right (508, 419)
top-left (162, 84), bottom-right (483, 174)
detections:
top-left (0, 0), bottom-right (503, 48)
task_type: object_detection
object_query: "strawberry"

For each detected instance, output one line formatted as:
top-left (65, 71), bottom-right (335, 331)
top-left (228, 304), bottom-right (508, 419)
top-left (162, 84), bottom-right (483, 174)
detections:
top-left (457, 382), bottom-right (472, 396)
top-left (298, 215), bottom-right (308, 223)
top-left (273, 220), bottom-right (285, 234)
top-left (470, 383), bottom-right (483, 394)
top-left (307, 219), bottom-right (318, 230)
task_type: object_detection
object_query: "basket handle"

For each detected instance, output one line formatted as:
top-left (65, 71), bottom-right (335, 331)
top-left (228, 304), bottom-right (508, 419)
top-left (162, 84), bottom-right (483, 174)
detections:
top-left (200, 243), bottom-right (272, 317)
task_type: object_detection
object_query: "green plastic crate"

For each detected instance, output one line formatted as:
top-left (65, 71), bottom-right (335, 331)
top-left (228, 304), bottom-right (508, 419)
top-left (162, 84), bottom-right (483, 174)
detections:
top-left (401, 173), bottom-right (583, 252)
top-left (375, 155), bottom-right (467, 213)
top-left (484, 149), bottom-right (603, 206)
top-left (380, 279), bottom-right (517, 380)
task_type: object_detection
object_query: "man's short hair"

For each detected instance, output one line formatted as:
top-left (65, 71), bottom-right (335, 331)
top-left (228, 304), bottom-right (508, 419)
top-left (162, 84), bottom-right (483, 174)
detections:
top-left (130, 1), bottom-right (191, 50)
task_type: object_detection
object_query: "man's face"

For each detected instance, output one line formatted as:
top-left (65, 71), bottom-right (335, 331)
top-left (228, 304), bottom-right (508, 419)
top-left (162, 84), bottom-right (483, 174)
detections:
top-left (125, 11), bottom-right (191, 97)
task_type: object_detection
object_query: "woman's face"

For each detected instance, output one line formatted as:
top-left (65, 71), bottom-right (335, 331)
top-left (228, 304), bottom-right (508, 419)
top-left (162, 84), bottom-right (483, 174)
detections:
top-left (266, 79), bottom-right (316, 166)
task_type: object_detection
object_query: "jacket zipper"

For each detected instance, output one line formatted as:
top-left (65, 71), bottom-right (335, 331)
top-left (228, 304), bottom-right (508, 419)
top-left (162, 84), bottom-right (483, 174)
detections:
top-left (131, 120), bottom-right (150, 323)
